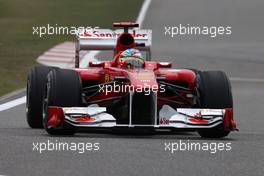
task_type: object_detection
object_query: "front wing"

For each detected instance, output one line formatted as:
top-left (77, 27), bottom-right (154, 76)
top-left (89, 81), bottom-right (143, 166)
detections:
top-left (46, 105), bottom-right (237, 131)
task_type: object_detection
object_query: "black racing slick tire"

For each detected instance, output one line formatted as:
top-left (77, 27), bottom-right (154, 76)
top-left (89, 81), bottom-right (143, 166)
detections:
top-left (43, 69), bottom-right (82, 135)
top-left (197, 71), bottom-right (233, 138)
top-left (26, 66), bottom-right (57, 128)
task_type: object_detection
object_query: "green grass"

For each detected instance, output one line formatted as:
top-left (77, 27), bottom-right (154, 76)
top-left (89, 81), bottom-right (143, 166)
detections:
top-left (0, 0), bottom-right (143, 96)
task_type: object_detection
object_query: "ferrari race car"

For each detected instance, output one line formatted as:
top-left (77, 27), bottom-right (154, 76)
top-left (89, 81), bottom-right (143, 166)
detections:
top-left (26, 22), bottom-right (237, 138)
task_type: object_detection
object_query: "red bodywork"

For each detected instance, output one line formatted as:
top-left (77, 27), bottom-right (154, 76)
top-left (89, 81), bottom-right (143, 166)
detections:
top-left (75, 26), bottom-right (196, 107)
top-left (75, 62), bottom-right (196, 107)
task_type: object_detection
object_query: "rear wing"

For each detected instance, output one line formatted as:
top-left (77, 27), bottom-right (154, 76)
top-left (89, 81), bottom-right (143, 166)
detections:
top-left (75, 28), bottom-right (152, 67)
top-left (76, 29), bottom-right (152, 51)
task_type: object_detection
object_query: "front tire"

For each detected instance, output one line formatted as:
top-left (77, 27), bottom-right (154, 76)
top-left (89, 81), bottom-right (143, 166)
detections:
top-left (26, 66), bottom-right (57, 128)
top-left (43, 69), bottom-right (82, 135)
top-left (197, 71), bottom-right (233, 138)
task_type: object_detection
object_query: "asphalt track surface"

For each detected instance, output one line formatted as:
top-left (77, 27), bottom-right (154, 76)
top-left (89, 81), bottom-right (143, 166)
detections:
top-left (1, 0), bottom-right (264, 175)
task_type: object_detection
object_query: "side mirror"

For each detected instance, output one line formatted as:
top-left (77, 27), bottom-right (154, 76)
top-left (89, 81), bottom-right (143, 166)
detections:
top-left (157, 62), bottom-right (172, 68)
top-left (89, 61), bottom-right (105, 68)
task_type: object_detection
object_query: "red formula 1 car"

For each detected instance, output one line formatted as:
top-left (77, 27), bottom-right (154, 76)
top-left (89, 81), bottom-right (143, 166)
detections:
top-left (26, 22), bottom-right (237, 138)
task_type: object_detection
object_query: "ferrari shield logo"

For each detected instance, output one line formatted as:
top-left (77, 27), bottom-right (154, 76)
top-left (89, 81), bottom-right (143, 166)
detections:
top-left (105, 73), bottom-right (110, 82)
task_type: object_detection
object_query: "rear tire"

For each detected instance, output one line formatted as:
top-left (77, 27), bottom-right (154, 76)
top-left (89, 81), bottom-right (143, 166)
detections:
top-left (197, 71), bottom-right (233, 138)
top-left (43, 69), bottom-right (82, 135)
top-left (26, 66), bottom-right (57, 128)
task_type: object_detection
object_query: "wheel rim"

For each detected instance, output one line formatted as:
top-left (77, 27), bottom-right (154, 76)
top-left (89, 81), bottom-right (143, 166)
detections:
top-left (42, 81), bottom-right (50, 127)
top-left (26, 79), bottom-right (30, 115)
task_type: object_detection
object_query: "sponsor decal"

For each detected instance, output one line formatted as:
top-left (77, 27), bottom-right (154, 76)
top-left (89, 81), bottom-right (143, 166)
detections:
top-left (81, 30), bottom-right (148, 39)
top-left (105, 73), bottom-right (110, 82)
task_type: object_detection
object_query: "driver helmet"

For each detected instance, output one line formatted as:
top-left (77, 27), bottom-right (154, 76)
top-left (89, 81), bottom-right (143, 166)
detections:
top-left (119, 48), bottom-right (144, 68)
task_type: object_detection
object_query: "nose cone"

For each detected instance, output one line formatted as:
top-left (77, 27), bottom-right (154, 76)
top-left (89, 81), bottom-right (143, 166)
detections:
top-left (126, 70), bottom-right (158, 89)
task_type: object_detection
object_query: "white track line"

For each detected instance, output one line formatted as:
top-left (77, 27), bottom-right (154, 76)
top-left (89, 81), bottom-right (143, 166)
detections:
top-left (0, 96), bottom-right (26, 112)
top-left (136, 0), bottom-right (152, 27)
top-left (230, 77), bottom-right (264, 83)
